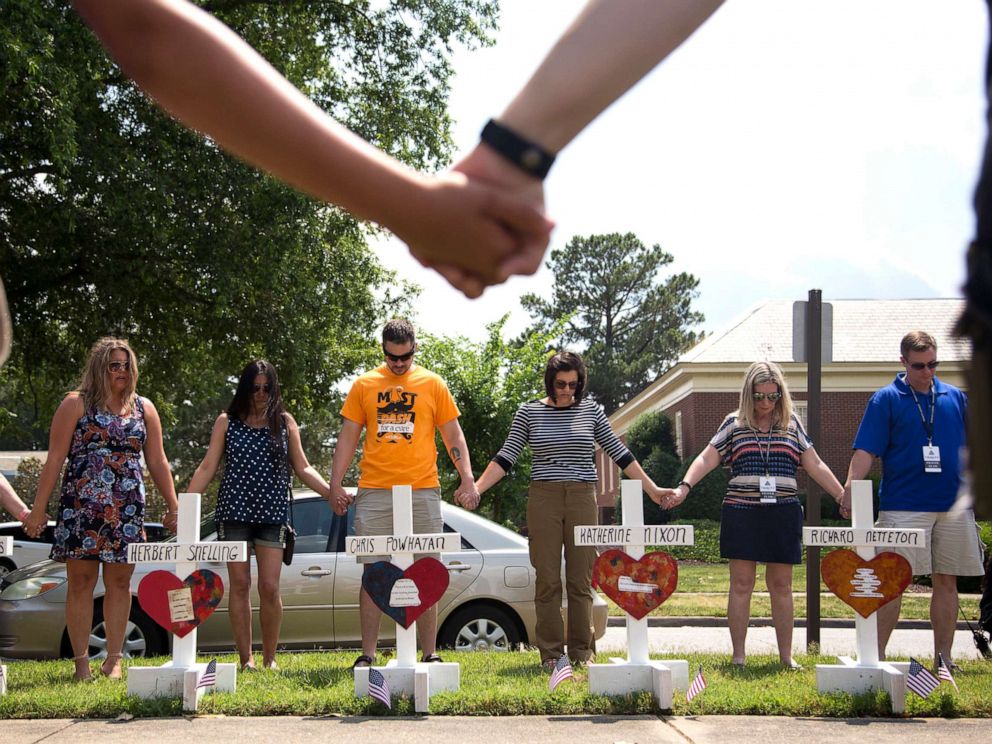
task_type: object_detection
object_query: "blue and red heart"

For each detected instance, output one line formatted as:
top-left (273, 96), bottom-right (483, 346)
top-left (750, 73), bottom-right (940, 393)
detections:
top-left (361, 557), bottom-right (449, 628)
top-left (137, 569), bottom-right (224, 638)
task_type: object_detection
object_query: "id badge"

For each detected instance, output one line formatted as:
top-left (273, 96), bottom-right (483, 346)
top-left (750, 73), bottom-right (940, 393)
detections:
top-left (759, 475), bottom-right (777, 503)
top-left (922, 446), bottom-right (941, 473)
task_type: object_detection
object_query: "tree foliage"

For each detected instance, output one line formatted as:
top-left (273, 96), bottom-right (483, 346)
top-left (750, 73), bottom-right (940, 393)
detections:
top-left (521, 232), bottom-right (704, 414)
top-left (0, 0), bottom-right (497, 477)
top-left (417, 316), bottom-right (562, 529)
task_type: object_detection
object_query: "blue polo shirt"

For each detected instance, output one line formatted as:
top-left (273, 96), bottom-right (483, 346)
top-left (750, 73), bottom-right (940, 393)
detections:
top-left (852, 374), bottom-right (967, 512)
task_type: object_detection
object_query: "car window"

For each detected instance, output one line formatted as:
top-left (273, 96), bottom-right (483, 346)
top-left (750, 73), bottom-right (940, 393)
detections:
top-left (444, 521), bottom-right (475, 550)
top-left (293, 498), bottom-right (334, 553)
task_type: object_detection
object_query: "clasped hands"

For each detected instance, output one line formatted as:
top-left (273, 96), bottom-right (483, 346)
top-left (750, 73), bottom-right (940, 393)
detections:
top-left (453, 480), bottom-right (481, 511)
top-left (21, 509), bottom-right (46, 539)
top-left (648, 484), bottom-right (685, 511)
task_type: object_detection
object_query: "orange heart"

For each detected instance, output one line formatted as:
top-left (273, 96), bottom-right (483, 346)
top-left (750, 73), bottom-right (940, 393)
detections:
top-left (592, 549), bottom-right (678, 620)
top-left (821, 549), bottom-right (912, 618)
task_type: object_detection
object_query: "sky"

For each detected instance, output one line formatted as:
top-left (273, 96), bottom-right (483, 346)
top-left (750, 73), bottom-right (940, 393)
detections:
top-left (372, 0), bottom-right (989, 343)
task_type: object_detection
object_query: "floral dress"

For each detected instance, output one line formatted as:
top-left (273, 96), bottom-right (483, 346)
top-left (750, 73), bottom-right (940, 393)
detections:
top-left (51, 397), bottom-right (148, 562)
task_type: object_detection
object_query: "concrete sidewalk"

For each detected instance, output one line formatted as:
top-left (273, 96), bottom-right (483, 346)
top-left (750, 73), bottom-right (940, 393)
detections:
top-left (3, 715), bottom-right (992, 744)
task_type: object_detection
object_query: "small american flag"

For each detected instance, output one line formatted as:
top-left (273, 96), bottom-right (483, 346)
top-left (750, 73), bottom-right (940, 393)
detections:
top-left (937, 653), bottom-right (959, 691)
top-left (686, 666), bottom-right (707, 703)
top-left (196, 658), bottom-right (217, 690)
top-left (368, 667), bottom-right (392, 708)
top-left (548, 655), bottom-right (573, 692)
top-left (906, 657), bottom-right (940, 699)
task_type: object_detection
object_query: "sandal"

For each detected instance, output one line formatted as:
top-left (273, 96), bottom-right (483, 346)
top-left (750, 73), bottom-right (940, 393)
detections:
top-left (72, 654), bottom-right (93, 682)
top-left (351, 654), bottom-right (374, 669)
top-left (100, 653), bottom-right (123, 679)
top-left (421, 653), bottom-right (443, 663)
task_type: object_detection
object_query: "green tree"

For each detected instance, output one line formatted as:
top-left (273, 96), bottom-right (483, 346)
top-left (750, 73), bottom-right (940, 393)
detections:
top-left (0, 0), bottom-right (496, 473)
top-left (521, 232), bottom-right (704, 414)
top-left (624, 411), bottom-right (679, 525)
top-left (417, 316), bottom-right (562, 529)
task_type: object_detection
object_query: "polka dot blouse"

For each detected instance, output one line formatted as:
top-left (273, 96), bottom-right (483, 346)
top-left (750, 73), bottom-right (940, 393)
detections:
top-left (215, 416), bottom-right (290, 525)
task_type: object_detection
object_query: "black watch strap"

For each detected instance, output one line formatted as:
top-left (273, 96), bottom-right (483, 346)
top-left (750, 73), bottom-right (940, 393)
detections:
top-left (480, 119), bottom-right (556, 179)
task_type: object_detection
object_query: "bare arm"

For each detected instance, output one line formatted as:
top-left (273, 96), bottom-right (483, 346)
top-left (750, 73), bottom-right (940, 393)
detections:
top-left (0, 473), bottom-right (30, 522)
top-left (23, 395), bottom-right (84, 536)
top-left (329, 418), bottom-right (362, 515)
top-left (438, 417), bottom-right (476, 489)
top-left (186, 413), bottom-right (228, 495)
top-left (621, 459), bottom-right (674, 506)
top-left (841, 448), bottom-right (875, 514)
top-left (72, 0), bottom-right (551, 297)
top-left (142, 398), bottom-right (180, 532)
top-left (800, 446), bottom-right (846, 505)
top-left (284, 413), bottom-right (330, 497)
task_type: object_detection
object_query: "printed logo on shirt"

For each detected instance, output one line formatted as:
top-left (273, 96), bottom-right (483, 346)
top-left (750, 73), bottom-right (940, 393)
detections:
top-left (376, 387), bottom-right (417, 443)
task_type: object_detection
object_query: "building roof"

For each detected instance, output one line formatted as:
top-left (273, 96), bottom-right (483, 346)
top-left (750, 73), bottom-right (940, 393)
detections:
top-left (681, 298), bottom-right (970, 364)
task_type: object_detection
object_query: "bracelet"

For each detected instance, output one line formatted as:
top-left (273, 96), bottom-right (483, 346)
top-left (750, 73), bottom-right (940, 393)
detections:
top-left (677, 481), bottom-right (693, 493)
top-left (480, 119), bottom-right (556, 179)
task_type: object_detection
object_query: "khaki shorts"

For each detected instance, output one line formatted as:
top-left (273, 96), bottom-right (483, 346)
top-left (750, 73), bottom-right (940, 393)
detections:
top-left (354, 487), bottom-right (443, 564)
top-left (876, 509), bottom-right (986, 576)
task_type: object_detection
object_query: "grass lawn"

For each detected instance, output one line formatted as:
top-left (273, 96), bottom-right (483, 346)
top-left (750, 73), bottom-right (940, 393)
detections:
top-left (1, 650), bottom-right (990, 719)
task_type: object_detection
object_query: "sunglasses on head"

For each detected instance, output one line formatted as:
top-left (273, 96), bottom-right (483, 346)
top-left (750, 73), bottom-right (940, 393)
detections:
top-left (752, 392), bottom-right (782, 401)
top-left (384, 347), bottom-right (415, 363)
top-left (253, 383), bottom-right (271, 393)
top-left (554, 380), bottom-right (578, 390)
top-left (108, 361), bottom-right (131, 372)
top-left (908, 360), bottom-right (940, 371)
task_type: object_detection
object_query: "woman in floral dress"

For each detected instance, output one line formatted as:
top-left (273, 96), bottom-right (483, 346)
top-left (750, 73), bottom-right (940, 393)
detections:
top-left (24, 338), bottom-right (178, 681)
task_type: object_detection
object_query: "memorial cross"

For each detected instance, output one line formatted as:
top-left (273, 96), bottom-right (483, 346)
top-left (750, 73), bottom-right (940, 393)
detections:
top-left (346, 484), bottom-right (461, 711)
top-left (573, 479), bottom-right (695, 707)
top-left (125, 492), bottom-right (247, 711)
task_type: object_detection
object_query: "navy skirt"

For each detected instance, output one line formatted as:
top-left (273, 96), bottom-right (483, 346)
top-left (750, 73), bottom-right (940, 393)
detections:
top-left (719, 500), bottom-right (803, 564)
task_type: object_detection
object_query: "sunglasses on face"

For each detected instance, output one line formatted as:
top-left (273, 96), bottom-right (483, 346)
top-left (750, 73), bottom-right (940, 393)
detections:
top-left (908, 360), bottom-right (940, 371)
top-left (108, 361), bottom-right (131, 372)
top-left (554, 380), bottom-right (579, 390)
top-left (253, 384), bottom-right (271, 393)
top-left (383, 348), bottom-right (415, 363)
top-left (752, 392), bottom-right (782, 401)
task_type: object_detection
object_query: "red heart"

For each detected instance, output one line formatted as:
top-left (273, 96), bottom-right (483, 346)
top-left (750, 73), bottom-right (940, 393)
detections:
top-left (362, 558), bottom-right (449, 628)
top-left (137, 569), bottom-right (225, 638)
top-left (593, 550), bottom-right (678, 620)
top-left (821, 549), bottom-right (912, 618)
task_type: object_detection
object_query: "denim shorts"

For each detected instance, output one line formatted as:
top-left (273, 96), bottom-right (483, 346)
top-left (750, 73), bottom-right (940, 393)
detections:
top-left (216, 521), bottom-right (287, 550)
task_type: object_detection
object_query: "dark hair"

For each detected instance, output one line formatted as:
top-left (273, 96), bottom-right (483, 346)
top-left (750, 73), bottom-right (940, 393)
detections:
top-left (900, 330), bottom-right (937, 359)
top-left (227, 360), bottom-right (287, 469)
top-left (382, 318), bottom-right (416, 346)
top-left (544, 351), bottom-right (587, 402)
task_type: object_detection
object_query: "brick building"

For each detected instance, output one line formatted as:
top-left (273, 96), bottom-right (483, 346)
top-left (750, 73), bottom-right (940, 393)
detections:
top-left (595, 298), bottom-right (970, 511)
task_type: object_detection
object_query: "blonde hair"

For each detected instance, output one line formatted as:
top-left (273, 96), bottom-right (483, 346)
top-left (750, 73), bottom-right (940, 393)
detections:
top-left (76, 337), bottom-right (139, 413)
top-left (734, 361), bottom-right (794, 430)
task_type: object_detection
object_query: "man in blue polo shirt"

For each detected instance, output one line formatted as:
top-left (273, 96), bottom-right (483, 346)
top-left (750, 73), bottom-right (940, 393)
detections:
top-left (845, 331), bottom-right (985, 666)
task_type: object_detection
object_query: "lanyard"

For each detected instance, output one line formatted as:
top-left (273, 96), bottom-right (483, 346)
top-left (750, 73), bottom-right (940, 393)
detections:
top-left (907, 382), bottom-right (936, 445)
top-left (749, 425), bottom-right (774, 476)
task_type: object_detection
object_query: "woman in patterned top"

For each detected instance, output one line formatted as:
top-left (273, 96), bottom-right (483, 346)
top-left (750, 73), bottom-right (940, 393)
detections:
top-left (460, 351), bottom-right (673, 669)
top-left (187, 360), bottom-right (330, 670)
top-left (23, 337), bottom-right (179, 681)
top-left (662, 361), bottom-right (846, 669)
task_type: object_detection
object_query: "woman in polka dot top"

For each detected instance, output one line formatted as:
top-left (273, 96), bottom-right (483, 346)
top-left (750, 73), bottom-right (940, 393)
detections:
top-left (188, 360), bottom-right (331, 670)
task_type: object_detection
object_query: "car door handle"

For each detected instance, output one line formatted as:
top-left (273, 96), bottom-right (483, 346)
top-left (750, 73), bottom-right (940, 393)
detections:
top-left (446, 563), bottom-right (472, 572)
top-left (300, 567), bottom-right (333, 577)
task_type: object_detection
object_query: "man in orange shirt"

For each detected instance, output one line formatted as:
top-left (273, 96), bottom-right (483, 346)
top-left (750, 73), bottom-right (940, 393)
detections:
top-left (329, 318), bottom-right (479, 667)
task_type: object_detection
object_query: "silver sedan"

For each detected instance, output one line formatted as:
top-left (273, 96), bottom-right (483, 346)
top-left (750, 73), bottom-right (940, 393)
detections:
top-left (0, 491), bottom-right (607, 659)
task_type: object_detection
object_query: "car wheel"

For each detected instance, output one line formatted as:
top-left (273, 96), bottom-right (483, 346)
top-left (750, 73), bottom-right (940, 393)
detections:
top-left (438, 604), bottom-right (522, 652)
top-left (86, 602), bottom-right (166, 660)
top-left (0, 558), bottom-right (14, 579)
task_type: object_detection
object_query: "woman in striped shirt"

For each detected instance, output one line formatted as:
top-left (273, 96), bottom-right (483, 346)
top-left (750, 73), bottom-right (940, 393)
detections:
top-left (458, 351), bottom-right (671, 669)
top-left (662, 361), bottom-right (846, 669)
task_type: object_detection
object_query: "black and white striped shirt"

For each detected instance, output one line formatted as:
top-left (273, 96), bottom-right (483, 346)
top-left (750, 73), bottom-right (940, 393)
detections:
top-left (493, 398), bottom-right (634, 482)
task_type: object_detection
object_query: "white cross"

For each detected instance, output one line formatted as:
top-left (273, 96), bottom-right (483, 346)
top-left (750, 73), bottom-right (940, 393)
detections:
top-left (345, 484), bottom-right (461, 711)
top-left (0, 535), bottom-right (11, 558)
top-left (803, 479), bottom-right (926, 713)
top-left (573, 479), bottom-right (694, 707)
top-left (126, 492), bottom-right (247, 711)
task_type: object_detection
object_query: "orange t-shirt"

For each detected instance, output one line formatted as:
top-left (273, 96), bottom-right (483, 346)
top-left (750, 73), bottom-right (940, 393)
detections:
top-left (340, 364), bottom-right (460, 489)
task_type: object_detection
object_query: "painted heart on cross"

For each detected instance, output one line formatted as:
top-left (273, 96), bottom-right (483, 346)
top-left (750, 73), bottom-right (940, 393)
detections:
top-left (137, 569), bottom-right (225, 638)
top-left (361, 557), bottom-right (449, 629)
top-left (821, 549), bottom-right (912, 618)
top-left (592, 549), bottom-right (678, 620)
